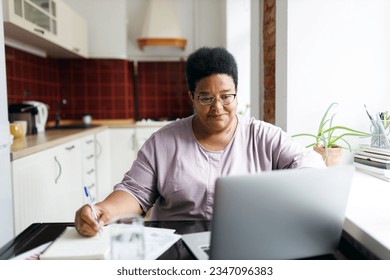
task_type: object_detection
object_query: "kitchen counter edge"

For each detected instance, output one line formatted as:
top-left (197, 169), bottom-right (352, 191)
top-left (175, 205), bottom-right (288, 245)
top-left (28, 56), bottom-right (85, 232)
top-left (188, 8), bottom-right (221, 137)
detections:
top-left (11, 119), bottom-right (173, 161)
top-left (11, 125), bottom-right (109, 161)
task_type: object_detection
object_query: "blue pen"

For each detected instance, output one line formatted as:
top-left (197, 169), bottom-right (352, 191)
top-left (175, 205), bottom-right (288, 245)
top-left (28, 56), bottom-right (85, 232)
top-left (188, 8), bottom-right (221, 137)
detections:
top-left (83, 186), bottom-right (102, 236)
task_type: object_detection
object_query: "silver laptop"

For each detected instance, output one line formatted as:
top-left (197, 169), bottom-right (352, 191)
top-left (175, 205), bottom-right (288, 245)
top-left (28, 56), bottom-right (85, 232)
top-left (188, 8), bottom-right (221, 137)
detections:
top-left (182, 166), bottom-right (354, 260)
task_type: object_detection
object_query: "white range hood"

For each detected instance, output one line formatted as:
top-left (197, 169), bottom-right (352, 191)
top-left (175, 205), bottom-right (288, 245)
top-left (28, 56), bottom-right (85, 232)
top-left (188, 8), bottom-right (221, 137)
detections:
top-left (137, 0), bottom-right (187, 50)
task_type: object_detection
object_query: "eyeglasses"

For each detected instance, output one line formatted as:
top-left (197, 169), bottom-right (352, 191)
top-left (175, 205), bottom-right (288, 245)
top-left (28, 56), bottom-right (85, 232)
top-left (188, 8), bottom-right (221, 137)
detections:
top-left (197, 94), bottom-right (237, 106)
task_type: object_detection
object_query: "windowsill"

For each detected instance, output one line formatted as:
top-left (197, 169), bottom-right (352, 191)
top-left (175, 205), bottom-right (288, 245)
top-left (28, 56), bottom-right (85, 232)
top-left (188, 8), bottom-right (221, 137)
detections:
top-left (344, 170), bottom-right (390, 259)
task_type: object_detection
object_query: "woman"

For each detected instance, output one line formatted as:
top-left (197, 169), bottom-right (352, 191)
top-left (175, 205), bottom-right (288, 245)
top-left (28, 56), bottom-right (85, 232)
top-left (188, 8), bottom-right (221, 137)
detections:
top-left (75, 47), bottom-right (325, 236)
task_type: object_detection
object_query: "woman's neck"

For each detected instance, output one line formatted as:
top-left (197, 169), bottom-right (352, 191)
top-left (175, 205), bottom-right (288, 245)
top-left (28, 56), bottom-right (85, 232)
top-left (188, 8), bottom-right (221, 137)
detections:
top-left (192, 115), bottom-right (238, 151)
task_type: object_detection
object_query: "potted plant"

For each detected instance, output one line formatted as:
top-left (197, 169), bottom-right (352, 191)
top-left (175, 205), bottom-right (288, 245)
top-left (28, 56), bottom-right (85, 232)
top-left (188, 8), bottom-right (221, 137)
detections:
top-left (292, 102), bottom-right (371, 166)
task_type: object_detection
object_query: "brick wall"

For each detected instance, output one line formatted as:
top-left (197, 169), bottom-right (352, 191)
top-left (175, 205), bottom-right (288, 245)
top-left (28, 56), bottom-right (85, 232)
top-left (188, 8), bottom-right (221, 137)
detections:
top-left (263, 0), bottom-right (275, 124)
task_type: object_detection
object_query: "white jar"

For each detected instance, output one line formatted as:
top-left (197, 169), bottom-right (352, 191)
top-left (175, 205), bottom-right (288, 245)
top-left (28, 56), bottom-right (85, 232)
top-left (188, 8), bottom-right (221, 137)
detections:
top-left (82, 114), bottom-right (92, 126)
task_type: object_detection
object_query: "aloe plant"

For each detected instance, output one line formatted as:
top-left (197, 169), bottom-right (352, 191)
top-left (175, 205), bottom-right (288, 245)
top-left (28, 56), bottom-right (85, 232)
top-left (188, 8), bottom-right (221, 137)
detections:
top-left (292, 102), bottom-right (371, 154)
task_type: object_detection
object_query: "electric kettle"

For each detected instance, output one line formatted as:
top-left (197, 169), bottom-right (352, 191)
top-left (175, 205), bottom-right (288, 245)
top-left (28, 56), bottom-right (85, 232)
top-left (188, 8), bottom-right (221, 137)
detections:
top-left (22, 101), bottom-right (49, 133)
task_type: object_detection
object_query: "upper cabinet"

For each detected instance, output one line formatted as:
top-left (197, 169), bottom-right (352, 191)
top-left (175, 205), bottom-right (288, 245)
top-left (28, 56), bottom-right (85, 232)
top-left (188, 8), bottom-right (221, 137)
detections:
top-left (2, 0), bottom-right (88, 58)
top-left (55, 0), bottom-right (87, 57)
top-left (63, 0), bottom-right (128, 59)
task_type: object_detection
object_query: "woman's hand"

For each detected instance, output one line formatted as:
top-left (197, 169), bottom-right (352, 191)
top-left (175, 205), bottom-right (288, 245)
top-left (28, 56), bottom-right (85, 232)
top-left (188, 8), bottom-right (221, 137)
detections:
top-left (74, 190), bottom-right (144, 236)
top-left (74, 204), bottom-right (110, 237)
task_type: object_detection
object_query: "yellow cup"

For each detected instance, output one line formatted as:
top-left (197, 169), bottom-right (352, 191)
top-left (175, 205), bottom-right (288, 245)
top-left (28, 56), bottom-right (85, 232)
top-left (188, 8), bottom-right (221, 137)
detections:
top-left (10, 123), bottom-right (24, 139)
top-left (13, 120), bottom-right (27, 136)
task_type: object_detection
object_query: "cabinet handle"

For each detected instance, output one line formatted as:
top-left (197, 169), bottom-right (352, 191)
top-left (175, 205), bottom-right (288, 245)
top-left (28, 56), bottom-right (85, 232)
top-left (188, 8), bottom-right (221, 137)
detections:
top-left (65, 145), bottom-right (75, 151)
top-left (86, 139), bottom-right (94, 144)
top-left (87, 183), bottom-right (95, 189)
top-left (96, 140), bottom-right (102, 159)
top-left (54, 156), bottom-right (62, 184)
top-left (131, 133), bottom-right (136, 150)
top-left (87, 168), bottom-right (95, 175)
top-left (86, 154), bottom-right (94, 160)
top-left (33, 28), bottom-right (45, 35)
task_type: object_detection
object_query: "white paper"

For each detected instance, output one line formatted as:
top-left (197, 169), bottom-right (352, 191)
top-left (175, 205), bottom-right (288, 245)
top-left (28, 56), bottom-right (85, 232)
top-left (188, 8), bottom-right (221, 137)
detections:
top-left (15, 226), bottom-right (181, 260)
top-left (143, 227), bottom-right (181, 260)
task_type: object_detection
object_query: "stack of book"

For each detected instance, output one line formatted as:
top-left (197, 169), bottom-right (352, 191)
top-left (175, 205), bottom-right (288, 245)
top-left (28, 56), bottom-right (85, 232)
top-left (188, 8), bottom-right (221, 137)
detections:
top-left (353, 145), bottom-right (390, 181)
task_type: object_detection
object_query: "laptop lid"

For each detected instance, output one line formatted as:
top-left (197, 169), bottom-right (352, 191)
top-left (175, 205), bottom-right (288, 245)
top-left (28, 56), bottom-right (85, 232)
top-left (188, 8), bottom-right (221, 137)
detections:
top-left (207, 166), bottom-right (354, 260)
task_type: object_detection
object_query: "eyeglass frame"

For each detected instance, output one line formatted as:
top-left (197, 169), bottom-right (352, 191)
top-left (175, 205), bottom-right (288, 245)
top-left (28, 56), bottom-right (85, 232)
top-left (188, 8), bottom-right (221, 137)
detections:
top-left (196, 94), bottom-right (237, 106)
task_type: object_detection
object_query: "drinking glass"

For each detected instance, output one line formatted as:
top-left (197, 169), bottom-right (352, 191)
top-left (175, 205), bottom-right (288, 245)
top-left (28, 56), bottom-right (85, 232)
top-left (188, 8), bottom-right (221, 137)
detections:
top-left (110, 214), bottom-right (144, 260)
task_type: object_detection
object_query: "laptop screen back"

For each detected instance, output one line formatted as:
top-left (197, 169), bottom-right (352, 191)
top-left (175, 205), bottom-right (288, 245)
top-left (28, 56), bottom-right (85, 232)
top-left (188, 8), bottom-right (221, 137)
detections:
top-left (209, 166), bottom-right (354, 260)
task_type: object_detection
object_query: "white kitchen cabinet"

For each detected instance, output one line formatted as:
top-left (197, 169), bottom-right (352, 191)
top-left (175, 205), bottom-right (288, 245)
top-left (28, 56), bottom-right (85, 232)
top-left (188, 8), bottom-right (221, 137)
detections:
top-left (80, 134), bottom-right (97, 202)
top-left (2, 0), bottom-right (58, 42)
top-left (94, 129), bottom-right (111, 201)
top-left (12, 138), bottom-right (84, 235)
top-left (109, 128), bottom-right (136, 187)
top-left (134, 126), bottom-right (160, 151)
top-left (55, 0), bottom-right (88, 57)
top-left (2, 0), bottom-right (88, 58)
top-left (109, 125), bottom-right (167, 187)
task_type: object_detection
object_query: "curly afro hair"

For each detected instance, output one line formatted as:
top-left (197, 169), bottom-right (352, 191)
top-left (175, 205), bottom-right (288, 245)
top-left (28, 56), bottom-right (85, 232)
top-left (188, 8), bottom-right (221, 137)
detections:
top-left (186, 47), bottom-right (238, 95)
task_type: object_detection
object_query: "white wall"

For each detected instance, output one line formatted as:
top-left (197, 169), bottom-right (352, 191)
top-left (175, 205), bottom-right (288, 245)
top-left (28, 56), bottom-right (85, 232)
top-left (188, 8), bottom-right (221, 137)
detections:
top-left (250, 0), bottom-right (262, 119)
top-left (276, 0), bottom-right (390, 163)
top-left (226, 0), bottom-right (251, 116)
top-left (64, 0), bottom-right (128, 59)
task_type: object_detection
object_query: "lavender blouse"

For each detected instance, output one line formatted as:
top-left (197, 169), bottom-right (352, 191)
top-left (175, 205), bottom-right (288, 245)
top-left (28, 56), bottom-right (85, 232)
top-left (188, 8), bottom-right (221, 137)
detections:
top-left (114, 115), bottom-right (325, 220)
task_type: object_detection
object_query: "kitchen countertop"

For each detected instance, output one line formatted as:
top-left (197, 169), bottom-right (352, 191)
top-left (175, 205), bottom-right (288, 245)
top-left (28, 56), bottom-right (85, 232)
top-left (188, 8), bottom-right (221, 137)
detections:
top-left (10, 119), bottom-right (174, 161)
top-left (11, 125), bottom-right (108, 161)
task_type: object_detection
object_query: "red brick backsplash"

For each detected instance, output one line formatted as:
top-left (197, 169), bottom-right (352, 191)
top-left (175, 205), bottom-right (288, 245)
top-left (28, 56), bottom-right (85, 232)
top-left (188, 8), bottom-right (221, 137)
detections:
top-left (5, 46), bottom-right (192, 122)
top-left (58, 58), bottom-right (133, 120)
top-left (137, 61), bottom-right (191, 120)
top-left (6, 46), bottom-right (61, 119)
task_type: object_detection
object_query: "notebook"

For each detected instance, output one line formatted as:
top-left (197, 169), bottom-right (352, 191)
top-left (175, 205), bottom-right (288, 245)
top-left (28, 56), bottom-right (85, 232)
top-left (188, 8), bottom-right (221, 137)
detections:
top-left (40, 227), bottom-right (111, 260)
top-left (182, 166), bottom-right (354, 260)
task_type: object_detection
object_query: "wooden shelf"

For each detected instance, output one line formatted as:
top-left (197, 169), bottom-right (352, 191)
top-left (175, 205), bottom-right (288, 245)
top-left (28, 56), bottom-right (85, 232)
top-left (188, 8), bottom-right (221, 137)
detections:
top-left (137, 38), bottom-right (187, 50)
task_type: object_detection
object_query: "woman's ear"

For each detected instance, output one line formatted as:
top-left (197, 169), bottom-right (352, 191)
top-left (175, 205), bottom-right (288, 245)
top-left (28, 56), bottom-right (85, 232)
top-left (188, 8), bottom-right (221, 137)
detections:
top-left (188, 91), bottom-right (194, 101)
top-left (188, 91), bottom-right (196, 113)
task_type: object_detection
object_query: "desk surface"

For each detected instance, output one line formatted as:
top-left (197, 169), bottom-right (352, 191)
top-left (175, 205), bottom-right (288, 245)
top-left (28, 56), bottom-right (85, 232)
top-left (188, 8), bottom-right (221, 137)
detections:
top-left (0, 221), bottom-right (211, 260)
top-left (0, 220), bottom-right (372, 260)
top-left (345, 171), bottom-right (390, 259)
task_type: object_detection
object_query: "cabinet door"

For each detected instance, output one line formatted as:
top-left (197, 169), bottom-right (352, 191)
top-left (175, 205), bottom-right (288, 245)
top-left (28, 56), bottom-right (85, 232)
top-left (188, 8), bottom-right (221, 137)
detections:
top-left (2, 0), bottom-right (87, 58)
top-left (109, 128), bottom-right (136, 187)
top-left (12, 146), bottom-right (57, 234)
top-left (134, 127), bottom-right (161, 151)
top-left (55, 139), bottom-right (84, 221)
top-left (109, 126), bottom-right (165, 187)
top-left (3, 0), bottom-right (58, 39)
top-left (12, 139), bottom-right (83, 235)
top-left (95, 129), bottom-right (112, 201)
top-left (55, 0), bottom-right (88, 57)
